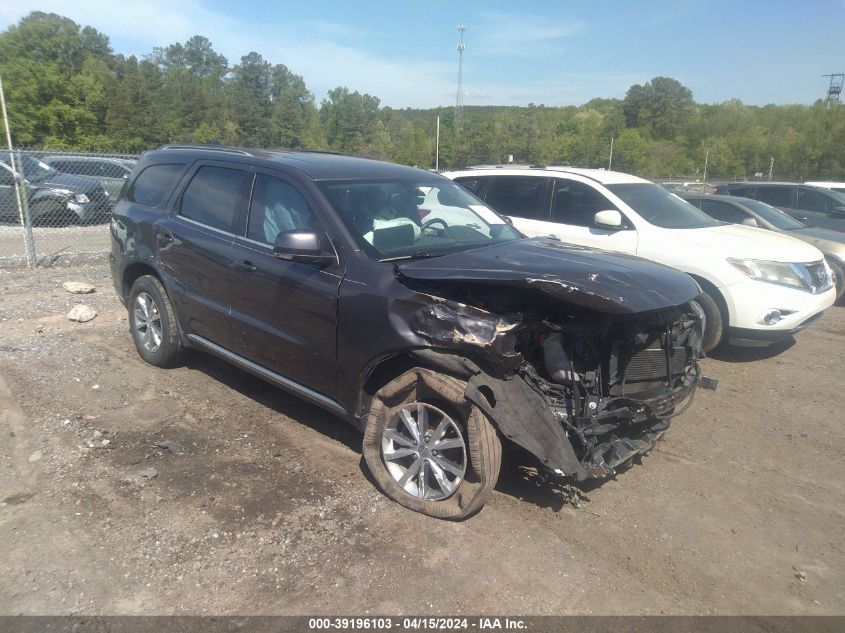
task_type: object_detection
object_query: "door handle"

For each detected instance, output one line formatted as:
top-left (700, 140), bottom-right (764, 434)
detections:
top-left (229, 259), bottom-right (256, 273)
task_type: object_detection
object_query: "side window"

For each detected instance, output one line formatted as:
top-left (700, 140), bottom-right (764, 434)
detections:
top-left (101, 163), bottom-right (126, 178)
top-left (727, 186), bottom-right (754, 197)
top-left (700, 199), bottom-right (752, 224)
top-left (77, 162), bottom-right (98, 177)
top-left (127, 163), bottom-right (186, 207)
top-left (180, 166), bottom-right (244, 232)
top-left (453, 177), bottom-right (486, 195)
top-left (796, 188), bottom-right (837, 213)
top-left (484, 176), bottom-right (549, 220)
top-left (755, 186), bottom-right (793, 208)
top-left (49, 160), bottom-right (70, 173)
top-left (552, 179), bottom-right (617, 226)
top-left (247, 174), bottom-right (315, 245)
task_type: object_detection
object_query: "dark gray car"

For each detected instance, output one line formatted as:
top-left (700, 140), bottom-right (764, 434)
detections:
top-left (684, 194), bottom-right (845, 300)
top-left (43, 155), bottom-right (136, 202)
top-left (712, 182), bottom-right (845, 233)
top-left (0, 153), bottom-right (110, 224)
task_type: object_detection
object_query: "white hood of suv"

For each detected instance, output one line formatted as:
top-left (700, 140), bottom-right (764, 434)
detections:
top-left (646, 223), bottom-right (824, 263)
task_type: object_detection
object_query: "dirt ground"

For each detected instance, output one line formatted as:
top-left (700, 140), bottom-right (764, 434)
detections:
top-left (0, 258), bottom-right (843, 616)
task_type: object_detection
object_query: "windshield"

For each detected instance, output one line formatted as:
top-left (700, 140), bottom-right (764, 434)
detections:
top-left (0, 153), bottom-right (59, 182)
top-left (739, 198), bottom-right (805, 230)
top-left (606, 182), bottom-right (720, 229)
top-left (317, 179), bottom-right (522, 260)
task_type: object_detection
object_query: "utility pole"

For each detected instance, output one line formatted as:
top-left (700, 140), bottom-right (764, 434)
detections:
top-left (0, 74), bottom-right (36, 268)
top-left (608, 136), bottom-right (614, 170)
top-left (435, 115), bottom-right (440, 172)
top-left (702, 147), bottom-right (709, 191)
top-left (768, 157), bottom-right (775, 181)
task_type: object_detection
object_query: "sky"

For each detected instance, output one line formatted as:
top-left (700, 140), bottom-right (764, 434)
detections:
top-left (2, 0), bottom-right (844, 109)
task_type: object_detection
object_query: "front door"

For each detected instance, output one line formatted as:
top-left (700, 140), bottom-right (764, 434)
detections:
top-left (228, 171), bottom-right (343, 398)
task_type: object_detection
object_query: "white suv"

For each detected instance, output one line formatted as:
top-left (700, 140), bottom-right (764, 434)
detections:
top-left (445, 166), bottom-right (836, 351)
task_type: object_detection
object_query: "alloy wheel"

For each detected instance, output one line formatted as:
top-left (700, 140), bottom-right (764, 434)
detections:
top-left (381, 402), bottom-right (467, 501)
top-left (133, 292), bottom-right (163, 353)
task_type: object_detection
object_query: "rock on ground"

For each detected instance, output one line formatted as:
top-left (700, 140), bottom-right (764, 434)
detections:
top-left (67, 305), bottom-right (97, 323)
top-left (62, 282), bottom-right (96, 294)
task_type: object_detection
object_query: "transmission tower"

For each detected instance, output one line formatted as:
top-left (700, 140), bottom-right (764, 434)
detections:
top-left (455, 25), bottom-right (467, 130)
top-left (823, 73), bottom-right (843, 108)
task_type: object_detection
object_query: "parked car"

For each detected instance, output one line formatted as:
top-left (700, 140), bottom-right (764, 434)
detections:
top-left (110, 145), bottom-right (712, 519)
top-left (683, 194), bottom-right (845, 300)
top-left (0, 152), bottom-right (110, 224)
top-left (43, 155), bottom-right (136, 202)
top-left (713, 182), bottom-right (845, 233)
top-left (445, 166), bottom-right (836, 352)
top-left (804, 181), bottom-right (845, 194)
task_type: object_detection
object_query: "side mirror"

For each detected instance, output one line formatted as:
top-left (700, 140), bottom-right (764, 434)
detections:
top-left (273, 230), bottom-right (335, 266)
top-left (594, 209), bottom-right (623, 229)
top-left (741, 217), bottom-right (759, 227)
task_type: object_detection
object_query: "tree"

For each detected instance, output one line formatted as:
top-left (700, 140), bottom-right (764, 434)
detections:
top-left (320, 87), bottom-right (383, 155)
top-left (622, 77), bottom-right (694, 138)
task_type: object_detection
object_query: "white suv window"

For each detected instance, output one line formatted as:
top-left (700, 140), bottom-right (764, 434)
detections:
top-left (484, 176), bottom-right (549, 220)
top-left (552, 179), bottom-right (618, 227)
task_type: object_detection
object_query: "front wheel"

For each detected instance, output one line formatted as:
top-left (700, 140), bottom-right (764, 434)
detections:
top-left (695, 291), bottom-right (724, 353)
top-left (827, 258), bottom-right (845, 303)
top-left (362, 368), bottom-right (501, 520)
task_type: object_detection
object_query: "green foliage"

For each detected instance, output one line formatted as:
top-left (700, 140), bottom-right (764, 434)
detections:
top-left (2, 11), bottom-right (845, 180)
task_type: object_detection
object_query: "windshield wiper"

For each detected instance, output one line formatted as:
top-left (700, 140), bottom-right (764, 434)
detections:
top-left (379, 251), bottom-right (434, 262)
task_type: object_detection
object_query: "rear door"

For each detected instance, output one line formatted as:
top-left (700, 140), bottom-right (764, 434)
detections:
top-left (481, 175), bottom-right (552, 235)
top-left (156, 161), bottom-right (250, 350)
top-left (228, 169), bottom-right (343, 397)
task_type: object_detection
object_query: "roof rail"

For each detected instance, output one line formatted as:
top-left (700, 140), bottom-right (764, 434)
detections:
top-left (159, 144), bottom-right (253, 156)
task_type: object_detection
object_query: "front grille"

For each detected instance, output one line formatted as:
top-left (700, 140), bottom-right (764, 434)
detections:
top-left (805, 261), bottom-right (832, 293)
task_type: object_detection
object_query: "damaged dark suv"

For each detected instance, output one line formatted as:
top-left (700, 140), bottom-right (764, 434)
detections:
top-left (110, 145), bottom-right (710, 519)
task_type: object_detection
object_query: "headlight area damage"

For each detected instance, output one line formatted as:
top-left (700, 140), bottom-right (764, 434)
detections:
top-left (397, 267), bottom-right (717, 482)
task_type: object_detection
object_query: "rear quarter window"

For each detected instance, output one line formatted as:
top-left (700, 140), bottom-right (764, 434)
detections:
top-left (126, 163), bottom-right (186, 207)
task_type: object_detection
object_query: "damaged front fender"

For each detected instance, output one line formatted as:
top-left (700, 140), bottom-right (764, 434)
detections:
top-left (410, 296), bottom-right (523, 371)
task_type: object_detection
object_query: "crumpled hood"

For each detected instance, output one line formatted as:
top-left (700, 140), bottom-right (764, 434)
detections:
top-left (395, 237), bottom-right (701, 314)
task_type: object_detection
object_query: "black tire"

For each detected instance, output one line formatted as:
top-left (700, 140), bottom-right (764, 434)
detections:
top-left (127, 275), bottom-right (184, 367)
top-left (695, 291), bottom-right (724, 353)
top-left (827, 258), bottom-right (845, 303)
top-left (362, 368), bottom-right (502, 520)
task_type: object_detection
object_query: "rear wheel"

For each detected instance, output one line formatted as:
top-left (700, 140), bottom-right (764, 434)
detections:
top-left (363, 368), bottom-right (502, 520)
top-left (695, 291), bottom-right (724, 353)
top-left (127, 275), bottom-right (184, 367)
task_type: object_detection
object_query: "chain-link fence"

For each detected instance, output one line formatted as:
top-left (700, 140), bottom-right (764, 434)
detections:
top-left (0, 148), bottom-right (140, 266)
